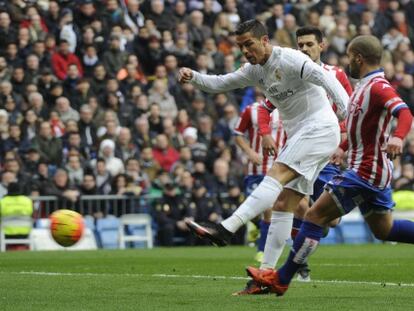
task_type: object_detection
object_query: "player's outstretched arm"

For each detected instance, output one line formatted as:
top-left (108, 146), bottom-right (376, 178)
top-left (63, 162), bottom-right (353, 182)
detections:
top-left (177, 66), bottom-right (255, 93)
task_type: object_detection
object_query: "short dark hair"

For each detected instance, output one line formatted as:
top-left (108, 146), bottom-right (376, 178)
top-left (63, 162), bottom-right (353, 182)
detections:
top-left (296, 26), bottom-right (324, 43)
top-left (234, 19), bottom-right (268, 38)
top-left (348, 35), bottom-right (382, 65)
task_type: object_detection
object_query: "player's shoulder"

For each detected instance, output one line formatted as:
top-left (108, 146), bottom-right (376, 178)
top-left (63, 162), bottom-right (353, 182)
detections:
top-left (279, 47), bottom-right (309, 66)
top-left (370, 77), bottom-right (395, 93)
top-left (322, 63), bottom-right (344, 75)
top-left (370, 77), bottom-right (399, 100)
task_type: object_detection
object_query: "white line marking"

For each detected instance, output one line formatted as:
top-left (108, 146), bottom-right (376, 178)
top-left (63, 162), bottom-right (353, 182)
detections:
top-left (3, 271), bottom-right (414, 288)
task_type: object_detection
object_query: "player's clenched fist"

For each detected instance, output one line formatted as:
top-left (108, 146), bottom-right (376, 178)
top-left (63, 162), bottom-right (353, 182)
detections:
top-left (178, 67), bottom-right (193, 83)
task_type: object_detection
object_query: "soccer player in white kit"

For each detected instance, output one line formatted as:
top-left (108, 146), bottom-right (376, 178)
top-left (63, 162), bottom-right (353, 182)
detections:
top-left (178, 20), bottom-right (349, 251)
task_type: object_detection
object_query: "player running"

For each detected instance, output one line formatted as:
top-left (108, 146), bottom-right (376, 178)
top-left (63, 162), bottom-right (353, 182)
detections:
top-left (179, 20), bottom-right (348, 257)
top-left (247, 35), bottom-right (414, 296)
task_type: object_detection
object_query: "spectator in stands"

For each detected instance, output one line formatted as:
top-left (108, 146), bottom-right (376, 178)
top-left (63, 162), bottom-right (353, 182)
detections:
top-left (397, 74), bottom-right (414, 114)
top-left (0, 12), bottom-right (17, 55)
top-left (111, 173), bottom-right (142, 196)
top-left (152, 134), bottom-right (180, 172)
top-left (191, 179), bottom-right (221, 229)
top-left (20, 109), bottom-right (39, 142)
top-left (23, 147), bottom-right (41, 177)
top-left (79, 171), bottom-right (103, 218)
top-left (97, 139), bottom-right (124, 177)
top-left (174, 146), bottom-right (194, 173)
top-left (274, 14), bottom-right (298, 48)
top-left (78, 104), bottom-right (98, 156)
top-left (202, 39), bottom-right (224, 74)
top-left (266, 4), bottom-right (285, 38)
top-left (183, 127), bottom-right (208, 163)
top-left (55, 96), bottom-right (80, 123)
top-left (0, 109), bottom-right (8, 140)
top-left (51, 39), bottom-right (83, 80)
top-left (147, 103), bottom-right (164, 135)
top-left (0, 171), bottom-right (16, 199)
top-left (94, 158), bottom-right (112, 195)
top-left (31, 121), bottom-right (62, 166)
top-left (162, 117), bottom-right (183, 150)
top-left (3, 96), bottom-right (22, 125)
top-left (154, 180), bottom-right (194, 246)
top-left (140, 146), bottom-right (161, 181)
top-left (103, 35), bottom-right (127, 77)
top-left (40, 168), bottom-right (80, 209)
top-left (125, 157), bottom-right (150, 191)
top-left (147, 0), bottom-right (175, 33)
top-left (0, 56), bottom-right (11, 83)
top-left (175, 109), bottom-right (191, 134)
top-left (115, 127), bottom-right (139, 162)
top-left (2, 123), bottom-right (30, 158)
top-left (66, 153), bottom-right (84, 187)
top-left (188, 10), bottom-right (212, 53)
top-left (148, 79), bottom-right (177, 119)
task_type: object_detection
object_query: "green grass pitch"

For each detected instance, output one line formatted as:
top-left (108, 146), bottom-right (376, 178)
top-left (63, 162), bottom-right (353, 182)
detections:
top-left (0, 244), bottom-right (413, 311)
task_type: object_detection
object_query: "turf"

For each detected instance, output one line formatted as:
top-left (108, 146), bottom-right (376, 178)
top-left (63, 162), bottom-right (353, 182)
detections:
top-left (0, 244), bottom-right (413, 311)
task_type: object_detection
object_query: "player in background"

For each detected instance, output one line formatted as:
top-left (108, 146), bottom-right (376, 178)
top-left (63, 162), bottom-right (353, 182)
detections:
top-left (234, 26), bottom-right (354, 295)
top-left (247, 35), bottom-right (414, 296)
top-left (234, 102), bottom-right (285, 263)
top-left (179, 19), bottom-right (349, 264)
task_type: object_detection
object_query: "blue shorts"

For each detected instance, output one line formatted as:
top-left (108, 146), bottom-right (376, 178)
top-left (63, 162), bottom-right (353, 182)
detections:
top-left (311, 163), bottom-right (341, 202)
top-left (325, 169), bottom-right (394, 216)
top-left (244, 175), bottom-right (265, 196)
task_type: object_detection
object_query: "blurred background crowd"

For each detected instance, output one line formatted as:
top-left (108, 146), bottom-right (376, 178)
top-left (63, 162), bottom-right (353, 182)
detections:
top-left (0, 0), bottom-right (413, 245)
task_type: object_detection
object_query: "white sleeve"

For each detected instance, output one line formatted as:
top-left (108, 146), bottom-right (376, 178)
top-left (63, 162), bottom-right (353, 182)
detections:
top-left (190, 66), bottom-right (255, 93)
top-left (282, 49), bottom-right (349, 121)
top-left (300, 61), bottom-right (349, 120)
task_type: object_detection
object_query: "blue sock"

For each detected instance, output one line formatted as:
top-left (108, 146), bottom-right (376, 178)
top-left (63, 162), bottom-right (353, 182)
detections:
top-left (291, 217), bottom-right (303, 240)
top-left (278, 221), bottom-right (323, 285)
top-left (257, 220), bottom-right (270, 252)
top-left (386, 220), bottom-right (414, 244)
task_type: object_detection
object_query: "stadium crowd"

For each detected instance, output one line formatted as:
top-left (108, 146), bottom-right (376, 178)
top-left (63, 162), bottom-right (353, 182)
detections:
top-left (0, 0), bottom-right (413, 246)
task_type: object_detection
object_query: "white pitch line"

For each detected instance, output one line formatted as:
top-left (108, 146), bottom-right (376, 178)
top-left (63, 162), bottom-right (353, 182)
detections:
top-left (4, 271), bottom-right (414, 288)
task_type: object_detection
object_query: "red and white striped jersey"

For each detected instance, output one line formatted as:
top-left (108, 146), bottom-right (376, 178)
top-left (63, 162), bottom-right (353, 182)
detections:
top-left (234, 102), bottom-right (285, 175)
top-left (346, 70), bottom-right (408, 189)
top-left (321, 63), bottom-right (353, 99)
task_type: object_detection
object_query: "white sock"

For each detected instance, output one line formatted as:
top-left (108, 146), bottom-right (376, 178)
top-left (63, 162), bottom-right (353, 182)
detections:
top-left (260, 211), bottom-right (294, 269)
top-left (221, 176), bottom-right (283, 233)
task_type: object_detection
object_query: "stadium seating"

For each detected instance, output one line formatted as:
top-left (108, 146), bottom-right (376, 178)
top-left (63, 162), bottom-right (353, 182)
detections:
top-left (118, 214), bottom-right (153, 249)
top-left (96, 216), bottom-right (121, 249)
top-left (0, 216), bottom-right (33, 251)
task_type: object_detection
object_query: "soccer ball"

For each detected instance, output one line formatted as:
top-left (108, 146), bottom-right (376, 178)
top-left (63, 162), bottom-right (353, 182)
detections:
top-left (50, 209), bottom-right (85, 247)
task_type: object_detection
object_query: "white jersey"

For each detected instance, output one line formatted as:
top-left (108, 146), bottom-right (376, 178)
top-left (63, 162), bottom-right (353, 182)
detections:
top-left (191, 46), bottom-right (349, 137)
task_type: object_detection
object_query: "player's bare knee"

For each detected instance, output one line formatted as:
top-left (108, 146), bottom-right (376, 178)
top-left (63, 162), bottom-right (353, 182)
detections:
top-left (272, 199), bottom-right (288, 212)
top-left (267, 163), bottom-right (299, 185)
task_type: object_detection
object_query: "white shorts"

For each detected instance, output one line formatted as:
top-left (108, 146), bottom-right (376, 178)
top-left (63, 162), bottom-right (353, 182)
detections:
top-left (276, 122), bottom-right (340, 195)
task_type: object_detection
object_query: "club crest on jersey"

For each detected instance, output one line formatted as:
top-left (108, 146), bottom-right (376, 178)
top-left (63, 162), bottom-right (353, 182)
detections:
top-left (274, 69), bottom-right (282, 81)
